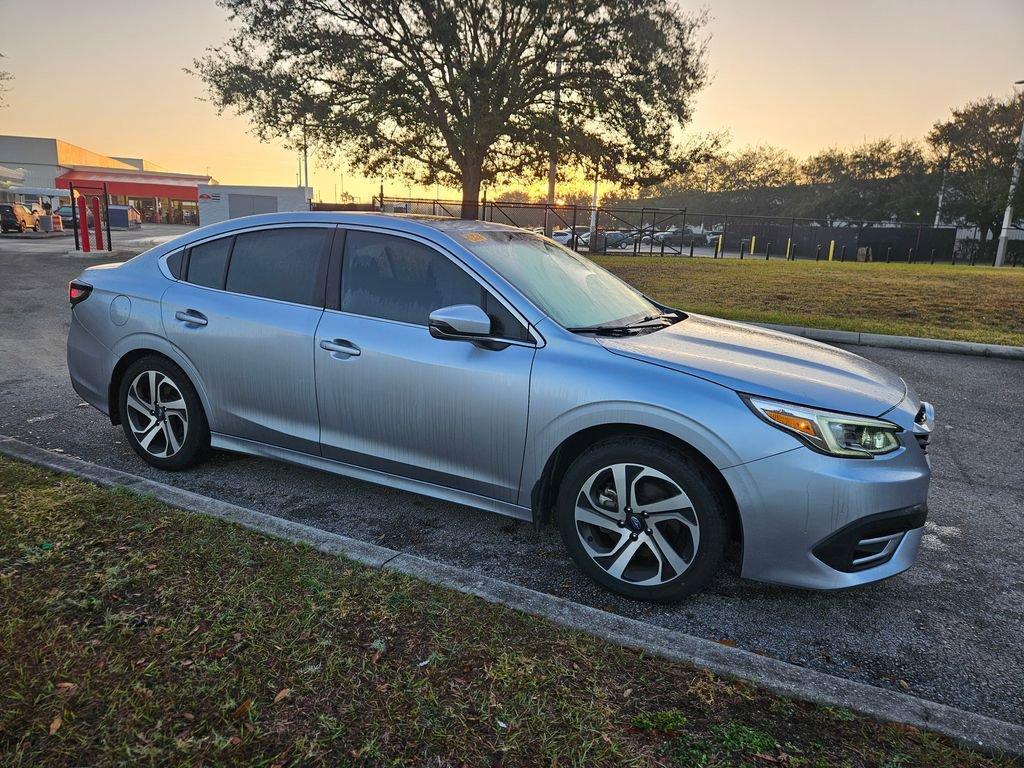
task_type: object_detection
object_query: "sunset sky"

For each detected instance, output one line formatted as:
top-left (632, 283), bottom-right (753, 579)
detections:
top-left (2, 0), bottom-right (1021, 201)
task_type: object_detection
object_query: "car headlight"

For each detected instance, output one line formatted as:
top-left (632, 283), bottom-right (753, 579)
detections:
top-left (744, 396), bottom-right (902, 458)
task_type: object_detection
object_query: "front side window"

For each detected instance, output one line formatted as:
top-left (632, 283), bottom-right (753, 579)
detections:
top-left (225, 227), bottom-right (331, 306)
top-left (341, 230), bottom-right (529, 339)
top-left (459, 230), bottom-right (659, 329)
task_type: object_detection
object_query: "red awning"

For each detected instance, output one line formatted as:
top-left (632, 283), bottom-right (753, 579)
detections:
top-left (56, 170), bottom-right (209, 201)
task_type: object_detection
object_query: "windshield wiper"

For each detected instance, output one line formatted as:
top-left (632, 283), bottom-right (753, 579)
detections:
top-left (568, 311), bottom-right (681, 336)
top-left (625, 313), bottom-right (676, 328)
top-left (566, 324), bottom-right (640, 336)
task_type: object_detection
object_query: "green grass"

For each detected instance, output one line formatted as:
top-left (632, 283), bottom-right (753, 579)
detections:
top-left (0, 457), bottom-right (1017, 767)
top-left (594, 257), bottom-right (1024, 347)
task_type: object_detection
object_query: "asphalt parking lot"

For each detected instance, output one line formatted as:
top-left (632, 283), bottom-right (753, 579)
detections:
top-left (1, 237), bottom-right (1021, 727)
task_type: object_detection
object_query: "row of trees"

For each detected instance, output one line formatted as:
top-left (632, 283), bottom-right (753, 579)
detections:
top-left (610, 94), bottom-right (1024, 250)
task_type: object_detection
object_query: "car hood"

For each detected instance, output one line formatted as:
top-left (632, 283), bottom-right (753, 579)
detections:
top-left (599, 314), bottom-right (906, 417)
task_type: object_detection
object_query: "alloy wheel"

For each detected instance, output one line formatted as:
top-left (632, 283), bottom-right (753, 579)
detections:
top-left (574, 463), bottom-right (699, 586)
top-left (125, 370), bottom-right (189, 458)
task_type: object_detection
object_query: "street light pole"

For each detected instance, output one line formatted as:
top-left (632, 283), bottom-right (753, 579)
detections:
top-left (544, 57), bottom-right (562, 237)
top-left (994, 80), bottom-right (1024, 267)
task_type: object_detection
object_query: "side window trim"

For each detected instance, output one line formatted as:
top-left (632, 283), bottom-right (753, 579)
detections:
top-left (334, 226), bottom-right (535, 342)
top-left (325, 226), bottom-right (346, 312)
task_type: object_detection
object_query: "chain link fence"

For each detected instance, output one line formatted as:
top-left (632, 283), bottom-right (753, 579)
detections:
top-left (374, 197), bottom-right (1023, 266)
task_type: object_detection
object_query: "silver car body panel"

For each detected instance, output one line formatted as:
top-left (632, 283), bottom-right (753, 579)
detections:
top-left (67, 212), bottom-right (932, 590)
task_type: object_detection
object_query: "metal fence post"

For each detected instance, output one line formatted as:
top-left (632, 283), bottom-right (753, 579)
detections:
top-left (689, 239), bottom-right (695, 258)
top-left (930, 248), bottom-right (936, 265)
top-left (908, 247), bottom-right (914, 264)
top-left (840, 245), bottom-right (846, 262)
top-left (765, 242), bottom-right (771, 260)
top-left (886, 246), bottom-right (892, 263)
top-left (791, 243), bottom-right (797, 260)
top-left (103, 182), bottom-right (112, 251)
top-left (739, 240), bottom-right (745, 259)
top-left (815, 244), bottom-right (821, 261)
top-left (69, 182), bottom-right (80, 251)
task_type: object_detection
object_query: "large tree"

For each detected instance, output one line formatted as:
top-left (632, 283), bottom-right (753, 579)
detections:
top-left (193, 0), bottom-right (709, 218)
top-left (927, 93), bottom-right (1024, 254)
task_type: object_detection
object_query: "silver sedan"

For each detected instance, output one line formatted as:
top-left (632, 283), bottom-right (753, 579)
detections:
top-left (67, 213), bottom-right (933, 601)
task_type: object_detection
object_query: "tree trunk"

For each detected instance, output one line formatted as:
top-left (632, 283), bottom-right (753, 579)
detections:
top-left (460, 164), bottom-right (482, 220)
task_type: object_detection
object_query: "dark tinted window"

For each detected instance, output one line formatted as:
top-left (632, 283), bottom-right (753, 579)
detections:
top-left (341, 231), bottom-right (530, 339)
top-left (186, 237), bottom-right (232, 289)
top-left (225, 228), bottom-right (330, 305)
top-left (166, 250), bottom-right (183, 279)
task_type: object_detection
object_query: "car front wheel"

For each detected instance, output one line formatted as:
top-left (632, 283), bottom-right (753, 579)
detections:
top-left (557, 438), bottom-right (728, 602)
top-left (118, 356), bottom-right (209, 471)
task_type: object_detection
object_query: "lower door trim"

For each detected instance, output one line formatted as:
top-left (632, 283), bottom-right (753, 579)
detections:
top-left (210, 432), bottom-right (532, 522)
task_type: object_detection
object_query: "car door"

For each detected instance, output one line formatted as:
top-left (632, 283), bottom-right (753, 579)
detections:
top-left (314, 227), bottom-right (536, 504)
top-left (161, 224), bottom-right (334, 454)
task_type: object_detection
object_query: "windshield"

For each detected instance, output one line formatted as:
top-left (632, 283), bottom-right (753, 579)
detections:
top-left (457, 230), bottom-right (660, 329)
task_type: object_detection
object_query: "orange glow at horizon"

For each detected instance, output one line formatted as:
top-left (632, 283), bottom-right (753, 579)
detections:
top-left (1, 0), bottom-right (1021, 202)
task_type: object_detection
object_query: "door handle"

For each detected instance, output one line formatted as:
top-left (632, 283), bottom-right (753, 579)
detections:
top-left (320, 338), bottom-right (360, 356)
top-left (175, 309), bottom-right (208, 326)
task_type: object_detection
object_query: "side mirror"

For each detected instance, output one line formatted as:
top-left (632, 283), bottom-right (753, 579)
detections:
top-left (428, 304), bottom-right (492, 341)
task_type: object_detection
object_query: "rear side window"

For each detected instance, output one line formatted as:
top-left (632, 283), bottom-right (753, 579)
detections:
top-left (225, 227), bottom-right (331, 306)
top-left (341, 230), bottom-right (531, 339)
top-left (186, 237), bottom-right (232, 289)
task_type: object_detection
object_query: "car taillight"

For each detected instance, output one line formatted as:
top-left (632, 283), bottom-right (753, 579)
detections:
top-left (69, 281), bottom-right (92, 306)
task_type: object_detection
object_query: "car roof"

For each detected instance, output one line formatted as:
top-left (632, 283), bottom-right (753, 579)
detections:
top-left (159, 211), bottom-right (526, 250)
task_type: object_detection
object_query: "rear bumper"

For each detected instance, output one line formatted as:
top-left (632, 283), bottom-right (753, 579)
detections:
top-left (722, 436), bottom-right (930, 590)
top-left (67, 310), bottom-right (112, 417)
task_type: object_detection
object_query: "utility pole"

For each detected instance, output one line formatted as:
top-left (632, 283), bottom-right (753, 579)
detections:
top-left (544, 57), bottom-right (563, 236)
top-left (933, 153), bottom-right (950, 228)
top-left (994, 80), bottom-right (1024, 267)
top-left (589, 160), bottom-right (599, 238)
top-left (302, 124), bottom-right (310, 193)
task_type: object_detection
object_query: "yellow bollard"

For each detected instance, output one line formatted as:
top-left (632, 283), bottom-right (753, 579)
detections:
top-left (750, 235), bottom-right (756, 255)
top-left (786, 237), bottom-right (792, 259)
top-left (828, 240), bottom-right (835, 261)
top-left (717, 234), bottom-right (723, 256)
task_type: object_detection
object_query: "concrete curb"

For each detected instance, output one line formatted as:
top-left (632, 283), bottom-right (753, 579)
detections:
top-left (2, 434), bottom-right (1022, 758)
top-left (753, 322), bottom-right (1024, 360)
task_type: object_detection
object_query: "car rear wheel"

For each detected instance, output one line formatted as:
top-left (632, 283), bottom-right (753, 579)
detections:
top-left (556, 438), bottom-right (727, 602)
top-left (118, 356), bottom-right (209, 471)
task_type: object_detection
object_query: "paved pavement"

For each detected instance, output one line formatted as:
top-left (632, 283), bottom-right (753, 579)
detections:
top-left (1, 240), bottom-right (1021, 726)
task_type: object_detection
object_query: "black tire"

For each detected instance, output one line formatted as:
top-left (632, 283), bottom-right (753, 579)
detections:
top-left (556, 437), bottom-right (727, 603)
top-left (118, 355), bottom-right (209, 471)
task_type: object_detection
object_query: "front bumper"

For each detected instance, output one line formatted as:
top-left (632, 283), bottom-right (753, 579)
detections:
top-left (721, 432), bottom-right (930, 590)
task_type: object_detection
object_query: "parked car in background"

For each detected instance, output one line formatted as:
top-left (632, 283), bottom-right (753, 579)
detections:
top-left (67, 213), bottom-right (933, 602)
top-left (704, 230), bottom-right (724, 246)
top-left (57, 205), bottom-right (95, 230)
top-left (550, 226), bottom-right (589, 246)
top-left (0, 203), bottom-right (37, 233)
top-left (652, 227), bottom-right (695, 248)
top-left (581, 230), bottom-right (630, 251)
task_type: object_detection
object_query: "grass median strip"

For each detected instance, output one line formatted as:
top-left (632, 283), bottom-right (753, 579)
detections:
top-left (595, 257), bottom-right (1024, 347)
top-left (0, 457), bottom-right (1016, 767)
